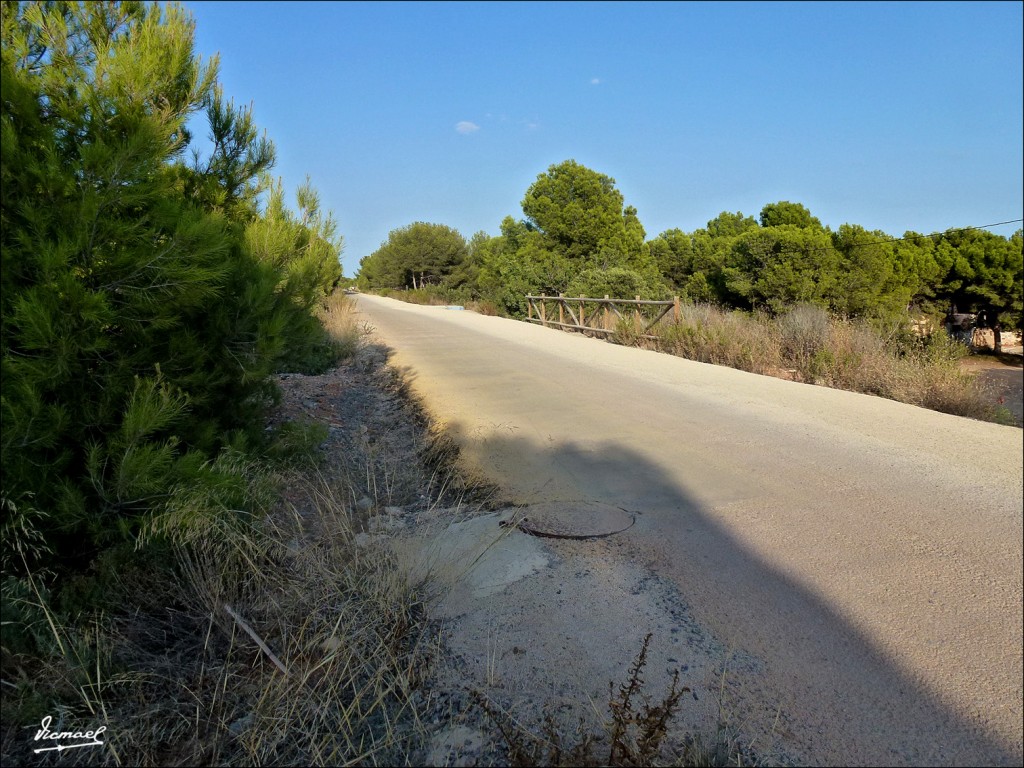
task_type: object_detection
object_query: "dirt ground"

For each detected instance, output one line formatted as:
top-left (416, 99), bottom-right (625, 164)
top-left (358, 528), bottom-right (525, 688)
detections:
top-left (959, 351), bottom-right (1024, 426)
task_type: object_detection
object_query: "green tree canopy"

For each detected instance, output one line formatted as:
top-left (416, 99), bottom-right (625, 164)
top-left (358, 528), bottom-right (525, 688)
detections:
top-left (705, 211), bottom-right (759, 239)
top-left (649, 229), bottom-right (694, 289)
top-left (830, 224), bottom-right (913, 320)
top-left (520, 159), bottom-right (652, 272)
top-left (933, 228), bottom-right (1023, 330)
top-left (565, 267), bottom-right (669, 302)
top-left (1, 1), bottom-right (343, 578)
top-left (475, 217), bottom-right (569, 315)
top-left (444, 229), bottom-right (492, 292)
top-left (357, 222), bottom-right (467, 290)
top-left (444, 161), bottom-right (1021, 333)
top-left (720, 226), bottom-right (840, 313)
top-left (468, 161), bottom-right (664, 313)
top-left (522, 160), bottom-right (625, 261)
top-left (760, 201), bottom-right (823, 230)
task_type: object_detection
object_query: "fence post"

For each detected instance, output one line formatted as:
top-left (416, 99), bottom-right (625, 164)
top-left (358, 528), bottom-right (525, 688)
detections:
top-left (579, 295), bottom-right (586, 329)
top-left (559, 293), bottom-right (564, 327)
top-left (527, 297), bottom-right (533, 322)
top-left (635, 296), bottom-right (641, 331)
top-left (673, 295), bottom-right (680, 323)
top-left (604, 295), bottom-right (610, 331)
top-left (539, 296), bottom-right (546, 325)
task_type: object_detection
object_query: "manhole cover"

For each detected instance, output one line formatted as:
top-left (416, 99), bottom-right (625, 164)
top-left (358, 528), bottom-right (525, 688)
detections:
top-left (510, 501), bottom-right (635, 540)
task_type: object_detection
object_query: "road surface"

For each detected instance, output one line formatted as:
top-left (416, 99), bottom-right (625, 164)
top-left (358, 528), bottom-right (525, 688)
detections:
top-left (354, 294), bottom-right (1023, 766)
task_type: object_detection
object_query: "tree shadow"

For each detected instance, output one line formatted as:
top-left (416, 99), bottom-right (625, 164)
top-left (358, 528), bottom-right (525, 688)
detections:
top-left (426, 423), bottom-right (1022, 767)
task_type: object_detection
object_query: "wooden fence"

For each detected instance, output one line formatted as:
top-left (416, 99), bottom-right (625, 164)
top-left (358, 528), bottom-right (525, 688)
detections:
top-left (525, 294), bottom-right (681, 339)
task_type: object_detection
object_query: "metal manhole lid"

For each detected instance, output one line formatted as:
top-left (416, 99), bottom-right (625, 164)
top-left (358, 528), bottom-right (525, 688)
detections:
top-left (508, 501), bottom-right (635, 540)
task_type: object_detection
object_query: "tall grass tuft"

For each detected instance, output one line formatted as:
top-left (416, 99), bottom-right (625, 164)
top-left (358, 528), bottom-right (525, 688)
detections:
top-left (319, 290), bottom-right (364, 361)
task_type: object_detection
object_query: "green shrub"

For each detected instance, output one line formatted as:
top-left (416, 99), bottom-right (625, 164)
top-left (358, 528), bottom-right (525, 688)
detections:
top-left (265, 420), bottom-right (330, 467)
top-left (0, 2), bottom-right (342, 601)
top-left (566, 266), bottom-right (671, 302)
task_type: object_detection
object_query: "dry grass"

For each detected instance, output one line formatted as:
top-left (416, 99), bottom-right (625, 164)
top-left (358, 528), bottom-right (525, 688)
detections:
top-left (318, 290), bottom-right (364, 360)
top-left (1, 466), bottom-right (437, 767)
top-left (0, 293), bottom-right (442, 767)
top-left (654, 305), bottom-right (781, 375)
top-left (643, 302), bottom-right (1009, 423)
top-left (467, 299), bottom-right (501, 316)
top-left (178, 473), bottom-right (435, 767)
top-left (473, 633), bottom-right (754, 767)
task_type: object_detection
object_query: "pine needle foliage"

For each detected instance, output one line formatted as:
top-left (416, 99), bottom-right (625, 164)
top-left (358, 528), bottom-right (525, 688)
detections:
top-left (0, 2), bottom-right (343, 602)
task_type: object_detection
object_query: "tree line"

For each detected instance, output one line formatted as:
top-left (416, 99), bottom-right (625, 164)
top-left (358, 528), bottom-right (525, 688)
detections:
top-left (356, 160), bottom-right (1023, 336)
top-left (1, 2), bottom-right (342, 589)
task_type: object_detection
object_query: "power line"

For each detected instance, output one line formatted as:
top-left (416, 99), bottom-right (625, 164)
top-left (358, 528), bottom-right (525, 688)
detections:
top-left (877, 218), bottom-right (1023, 246)
top-left (755, 218), bottom-right (1023, 257)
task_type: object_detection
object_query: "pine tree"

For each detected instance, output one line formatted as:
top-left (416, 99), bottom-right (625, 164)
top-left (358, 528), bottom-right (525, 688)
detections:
top-left (1, 2), bottom-right (343, 584)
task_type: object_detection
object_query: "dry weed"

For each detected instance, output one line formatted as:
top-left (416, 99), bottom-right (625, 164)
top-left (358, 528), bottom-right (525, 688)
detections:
top-left (319, 290), bottom-right (363, 360)
top-left (473, 633), bottom-right (753, 767)
top-left (655, 304), bottom-right (781, 374)
top-left (643, 302), bottom-right (1006, 423)
top-left (1, 471), bottom-right (438, 767)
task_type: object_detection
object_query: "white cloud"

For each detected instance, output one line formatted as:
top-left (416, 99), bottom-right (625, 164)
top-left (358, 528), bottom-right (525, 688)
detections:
top-left (590, 77), bottom-right (602, 85)
top-left (455, 121), bottom-right (480, 134)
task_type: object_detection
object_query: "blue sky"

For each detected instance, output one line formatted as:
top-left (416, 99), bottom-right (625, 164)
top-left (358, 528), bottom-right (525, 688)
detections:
top-left (181, 1), bottom-right (1024, 277)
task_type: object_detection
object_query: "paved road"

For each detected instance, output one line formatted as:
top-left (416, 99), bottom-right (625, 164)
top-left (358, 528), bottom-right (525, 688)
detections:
top-left (354, 294), bottom-right (1023, 766)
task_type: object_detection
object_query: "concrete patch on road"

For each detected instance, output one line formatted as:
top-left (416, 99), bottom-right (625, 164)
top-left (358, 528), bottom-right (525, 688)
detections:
top-left (392, 501), bottom-right (640, 613)
top-left (392, 509), bottom-right (551, 610)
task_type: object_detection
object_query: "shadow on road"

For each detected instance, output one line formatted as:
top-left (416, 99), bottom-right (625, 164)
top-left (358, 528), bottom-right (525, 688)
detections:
top-left (357, 324), bottom-right (1021, 766)
top-left (426, 422), bottom-right (1022, 767)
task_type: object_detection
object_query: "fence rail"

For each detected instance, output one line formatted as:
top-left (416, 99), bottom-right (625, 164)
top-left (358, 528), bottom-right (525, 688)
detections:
top-left (525, 294), bottom-right (681, 339)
